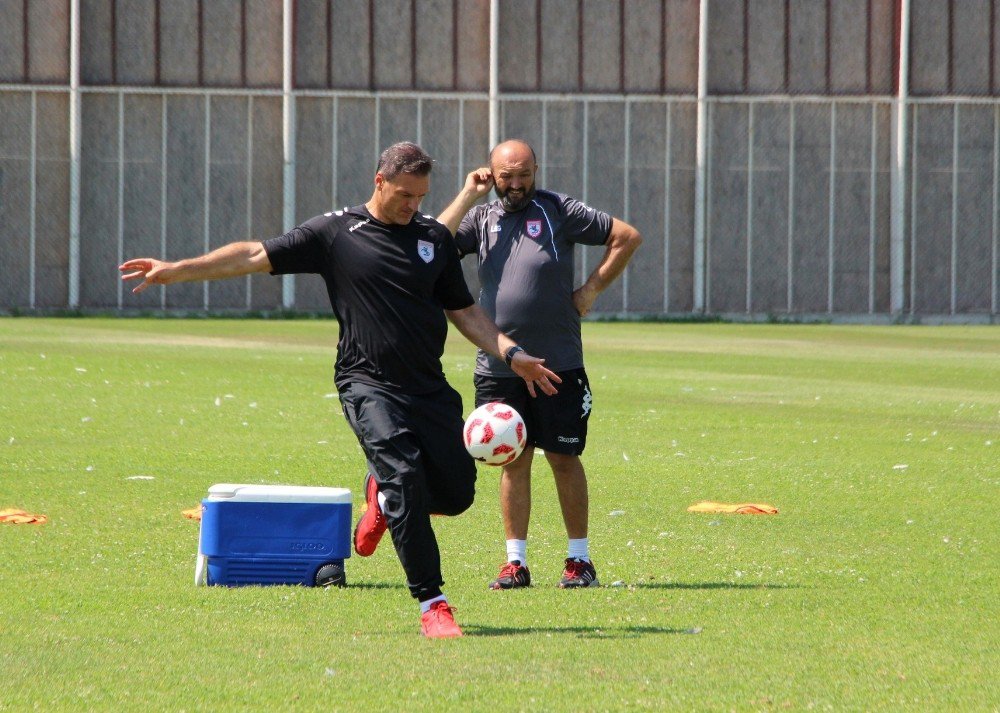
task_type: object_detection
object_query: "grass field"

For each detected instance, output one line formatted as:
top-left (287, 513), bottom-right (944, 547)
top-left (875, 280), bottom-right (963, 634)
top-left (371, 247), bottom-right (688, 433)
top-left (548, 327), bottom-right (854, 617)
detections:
top-left (1, 318), bottom-right (998, 711)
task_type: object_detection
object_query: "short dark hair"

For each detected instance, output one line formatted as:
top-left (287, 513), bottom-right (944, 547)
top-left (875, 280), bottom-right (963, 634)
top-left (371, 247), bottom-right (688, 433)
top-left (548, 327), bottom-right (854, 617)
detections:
top-left (377, 142), bottom-right (433, 180)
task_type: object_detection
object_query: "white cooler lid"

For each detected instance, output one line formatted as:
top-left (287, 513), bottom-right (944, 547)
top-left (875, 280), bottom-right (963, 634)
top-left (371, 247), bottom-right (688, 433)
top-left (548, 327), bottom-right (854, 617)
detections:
top-left (206, 483), bottom-right (352, 504)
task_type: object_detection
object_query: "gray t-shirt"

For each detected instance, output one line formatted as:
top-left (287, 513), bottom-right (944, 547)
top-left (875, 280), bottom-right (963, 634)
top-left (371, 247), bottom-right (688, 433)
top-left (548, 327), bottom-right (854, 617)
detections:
top-left (455, 189), bottom-right (612, 376)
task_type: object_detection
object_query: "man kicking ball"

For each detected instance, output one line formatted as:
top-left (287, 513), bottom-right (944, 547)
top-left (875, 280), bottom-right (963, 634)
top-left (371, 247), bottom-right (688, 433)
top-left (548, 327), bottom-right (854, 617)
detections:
top-left (121, 142), bottom-right (560, 636)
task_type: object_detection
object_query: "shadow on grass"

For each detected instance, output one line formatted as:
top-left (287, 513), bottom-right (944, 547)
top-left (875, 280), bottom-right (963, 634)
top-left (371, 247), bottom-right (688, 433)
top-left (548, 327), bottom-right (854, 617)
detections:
top-left (629, 581), bottom-right (801, 590)
top-left (336, 581), bottom-right (798, 593)
top-left (342, 582), bottom-right (408, 591)
top-left (463, 624), bottom-right (691, 638)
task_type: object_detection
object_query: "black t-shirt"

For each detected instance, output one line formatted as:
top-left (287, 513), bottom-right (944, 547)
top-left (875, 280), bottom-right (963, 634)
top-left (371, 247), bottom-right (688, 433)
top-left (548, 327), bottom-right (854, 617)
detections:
top-left (263, 205), bottom-right (474, 395)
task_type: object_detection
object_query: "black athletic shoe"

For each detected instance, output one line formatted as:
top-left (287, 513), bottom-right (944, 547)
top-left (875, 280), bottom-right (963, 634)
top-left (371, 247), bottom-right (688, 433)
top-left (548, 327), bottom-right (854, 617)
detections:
top-left (558, 558), bottom-right (599, 588)
top-left (489, 560), bottom-right (531, 590)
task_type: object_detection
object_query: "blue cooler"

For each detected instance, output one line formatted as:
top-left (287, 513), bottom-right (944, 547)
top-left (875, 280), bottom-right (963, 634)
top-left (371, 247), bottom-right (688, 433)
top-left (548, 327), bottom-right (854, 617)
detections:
top-left (195, 483), bottom-right (352, 587)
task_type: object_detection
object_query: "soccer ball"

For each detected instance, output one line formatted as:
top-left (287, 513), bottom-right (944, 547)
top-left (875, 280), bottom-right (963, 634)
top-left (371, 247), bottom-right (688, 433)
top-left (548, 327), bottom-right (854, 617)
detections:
top-left (463, 402), bottom-right (527, 466)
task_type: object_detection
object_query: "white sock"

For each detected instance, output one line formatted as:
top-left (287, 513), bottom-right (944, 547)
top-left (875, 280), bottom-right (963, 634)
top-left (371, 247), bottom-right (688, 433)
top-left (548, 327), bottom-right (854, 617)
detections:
top-left (506, 539), bottom-right (527, 566)
top-left (377, 491), bottom-right (387, 511)
top-left (568, 538), bottom-right (590, 562)
top-left (420, 594), bottom-right (447, 614)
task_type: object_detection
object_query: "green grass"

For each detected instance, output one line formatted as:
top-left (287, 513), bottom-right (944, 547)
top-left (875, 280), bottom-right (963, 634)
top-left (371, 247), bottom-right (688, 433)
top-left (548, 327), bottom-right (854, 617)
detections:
top-left (1, 319), bottom-right (998, 711)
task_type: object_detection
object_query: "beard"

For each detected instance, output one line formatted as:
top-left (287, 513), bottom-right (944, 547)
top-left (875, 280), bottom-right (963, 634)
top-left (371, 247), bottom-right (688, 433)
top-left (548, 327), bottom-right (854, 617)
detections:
top-left (496, 184), bottom-right (536, 212)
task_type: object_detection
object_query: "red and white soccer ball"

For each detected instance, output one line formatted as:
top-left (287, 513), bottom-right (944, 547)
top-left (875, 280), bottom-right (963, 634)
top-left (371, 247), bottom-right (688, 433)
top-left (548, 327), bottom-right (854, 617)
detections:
top-left (463, 402), bottom-right (527, 466)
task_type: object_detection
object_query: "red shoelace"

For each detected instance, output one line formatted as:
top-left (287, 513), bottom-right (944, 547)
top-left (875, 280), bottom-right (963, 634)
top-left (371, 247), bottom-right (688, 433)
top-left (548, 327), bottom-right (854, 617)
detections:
top-left (498, 562), bottom-right (523, 578)
top-left (563, 559), bottom-right (590, 579)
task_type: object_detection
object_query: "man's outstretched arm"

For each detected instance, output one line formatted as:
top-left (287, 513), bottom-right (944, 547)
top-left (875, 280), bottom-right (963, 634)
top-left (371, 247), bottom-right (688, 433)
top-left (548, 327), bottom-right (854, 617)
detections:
top-left (119, 241), bottom-right (272, 294)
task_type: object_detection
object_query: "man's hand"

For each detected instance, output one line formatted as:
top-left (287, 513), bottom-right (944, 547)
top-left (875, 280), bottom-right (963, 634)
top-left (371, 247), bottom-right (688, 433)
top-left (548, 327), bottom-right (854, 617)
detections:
top-left (463, 167), bottom-right (494, 200)
top-left (438, 168), bottom-right (495, 234)
top-left (119, 258), bottom-right (174, 294)
top-left (508, 352), bottom-right (562, 398)
top-left (572, 283), bottom-right (600, 317)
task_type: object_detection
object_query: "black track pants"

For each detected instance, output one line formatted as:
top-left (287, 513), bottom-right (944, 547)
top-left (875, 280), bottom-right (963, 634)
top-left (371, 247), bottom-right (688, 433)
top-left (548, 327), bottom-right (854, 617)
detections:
top-left (339, 381), bottom-right (476, 600)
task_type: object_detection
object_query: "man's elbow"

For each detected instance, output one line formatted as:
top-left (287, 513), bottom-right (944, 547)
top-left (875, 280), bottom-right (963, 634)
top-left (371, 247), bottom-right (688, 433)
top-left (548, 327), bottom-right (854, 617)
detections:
top-left (445, 304), bottom-right (473, 323)
top-left (628, 227), bottom-right (642, 251)
top-left (248, 242), bottom-right (274, 273)
top-left (619, 224), bottom-right (642, 253)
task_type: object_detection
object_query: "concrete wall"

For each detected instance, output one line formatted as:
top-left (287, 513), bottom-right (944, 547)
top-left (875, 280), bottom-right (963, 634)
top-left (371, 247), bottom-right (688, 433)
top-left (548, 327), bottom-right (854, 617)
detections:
top-left (1, 0), bottom-right (998, 318)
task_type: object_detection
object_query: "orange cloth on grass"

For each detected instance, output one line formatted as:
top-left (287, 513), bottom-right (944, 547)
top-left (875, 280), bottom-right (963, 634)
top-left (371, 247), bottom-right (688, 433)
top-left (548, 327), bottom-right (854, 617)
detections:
top-left (0, 508), bottom-right (48, 524)
top-left (687, 501), bottom-right (778, 515)
top-left (182, 506), bottom-right (203, 521)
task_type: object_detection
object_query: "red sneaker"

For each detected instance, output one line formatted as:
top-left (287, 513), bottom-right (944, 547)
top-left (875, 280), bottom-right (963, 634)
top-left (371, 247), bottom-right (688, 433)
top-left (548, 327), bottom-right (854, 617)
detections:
top-left (353, 474), bottom-right (387, 557)
top-left (420, 601), bottom-right (463, 638)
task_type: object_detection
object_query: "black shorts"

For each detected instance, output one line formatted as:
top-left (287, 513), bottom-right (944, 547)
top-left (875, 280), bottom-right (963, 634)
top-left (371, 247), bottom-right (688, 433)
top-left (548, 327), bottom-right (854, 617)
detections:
top-left (473, 368), bottom-right (592, 456)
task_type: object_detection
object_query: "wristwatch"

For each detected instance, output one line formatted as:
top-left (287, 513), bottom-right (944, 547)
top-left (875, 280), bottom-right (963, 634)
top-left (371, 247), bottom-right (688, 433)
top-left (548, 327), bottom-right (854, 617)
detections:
top-left (504, 345), bottom-right (525, 367)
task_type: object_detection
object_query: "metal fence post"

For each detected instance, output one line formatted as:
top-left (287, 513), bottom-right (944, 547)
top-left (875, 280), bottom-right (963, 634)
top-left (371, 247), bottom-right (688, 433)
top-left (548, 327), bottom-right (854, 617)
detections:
top-left (281, 0), bottom-right (296, 309)
top-left (693, 0), bottom-right (709, 313)
top-left (68, 0), bottom-right (81, 308)
top-left (889, 0), bottom-right (911, 315)
top-left (489, 0), bottom-right (499, 149)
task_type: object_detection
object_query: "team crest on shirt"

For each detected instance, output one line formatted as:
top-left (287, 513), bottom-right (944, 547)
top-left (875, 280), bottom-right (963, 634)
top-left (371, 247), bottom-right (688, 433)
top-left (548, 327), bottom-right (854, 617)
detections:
top-left (526, 220), bottom-right (542, 238)
top-left (417, 240), bottom-right (434, 263)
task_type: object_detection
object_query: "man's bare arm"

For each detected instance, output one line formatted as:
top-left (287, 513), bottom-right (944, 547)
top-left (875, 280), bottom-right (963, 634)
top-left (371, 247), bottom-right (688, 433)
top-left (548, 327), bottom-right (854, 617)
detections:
top-left (573, 218), bottom-right (642, 317)
top-left (438, 168), bottom-right (493, 235)
top-left (119, 242), bottom-right (272, 294)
